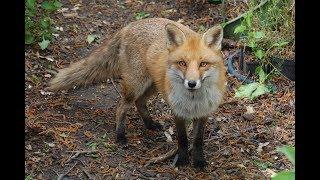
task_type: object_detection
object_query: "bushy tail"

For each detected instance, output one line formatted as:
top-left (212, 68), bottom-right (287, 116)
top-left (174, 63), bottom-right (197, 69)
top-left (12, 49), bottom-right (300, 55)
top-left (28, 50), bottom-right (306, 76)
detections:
top-left (47, 32), bottom-right (121, 91)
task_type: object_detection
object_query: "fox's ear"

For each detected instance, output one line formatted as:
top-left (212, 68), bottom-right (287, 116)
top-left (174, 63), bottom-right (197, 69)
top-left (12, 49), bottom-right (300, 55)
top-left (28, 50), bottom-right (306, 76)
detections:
top-left (202, 25), bottom-right (223, 50)
top-left (165, 23), bottom-right (186, 50)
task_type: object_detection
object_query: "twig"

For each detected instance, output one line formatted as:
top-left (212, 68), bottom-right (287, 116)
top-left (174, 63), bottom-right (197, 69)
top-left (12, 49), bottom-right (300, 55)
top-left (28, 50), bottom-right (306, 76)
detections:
top-left (65, 150), bottom-right (98, 164)
top-left (57, 161), bottom-right (78, 180)
top-left (110, 78), bottom-right (122, 97)
top-left (224, 0), bottom-right (270, 26)
top-left (144, 145), bottom-right (193, 167)
top-left (145, 123), bottom-right (194, 166)
top-left (66, 150), bottom-right (98, 153)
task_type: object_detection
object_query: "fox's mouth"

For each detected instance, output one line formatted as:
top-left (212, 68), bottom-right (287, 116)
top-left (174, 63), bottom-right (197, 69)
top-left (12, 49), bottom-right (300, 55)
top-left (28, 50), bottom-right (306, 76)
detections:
top-left (187, 88), bottom-right (196, 92)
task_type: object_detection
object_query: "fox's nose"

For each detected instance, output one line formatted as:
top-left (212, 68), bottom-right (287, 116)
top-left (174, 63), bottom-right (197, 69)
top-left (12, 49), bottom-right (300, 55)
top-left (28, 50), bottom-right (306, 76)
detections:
top-left (188, 81), bottom-right (197, 88)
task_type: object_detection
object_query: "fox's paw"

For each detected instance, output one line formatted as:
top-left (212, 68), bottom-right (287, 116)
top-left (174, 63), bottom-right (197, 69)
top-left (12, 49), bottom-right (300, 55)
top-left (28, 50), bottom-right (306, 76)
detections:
top-left (145, 121), bottom-right (162, 131)
top-left (175, 153), bottom-right (190, 167)
top-left (192, 158), bottom-right (208, 169)
top-left (116, 134), bottom-right (128, 146)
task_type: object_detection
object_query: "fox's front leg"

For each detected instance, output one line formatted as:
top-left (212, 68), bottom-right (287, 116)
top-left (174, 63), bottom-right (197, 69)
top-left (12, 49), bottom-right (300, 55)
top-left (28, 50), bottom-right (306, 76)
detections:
top-left (192, 117), bottom-right (208, 169)
top-left (174, 116), bottom-right (190, 166)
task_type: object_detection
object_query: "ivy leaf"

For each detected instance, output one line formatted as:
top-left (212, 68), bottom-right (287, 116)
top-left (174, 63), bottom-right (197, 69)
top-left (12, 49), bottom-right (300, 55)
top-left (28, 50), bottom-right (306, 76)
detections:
top-left (53, 0), bottom-right (63, 8)
top-left (25, 31), bottom-right (35, 45)
top-left (254, 49), bottom-right (264, 60)
top-left (234, 25), bottom-right (246, 34)
top-left (26, 0), bottom-right (36, 10)
top-left (87, 34), bottom-right (98, 44)
top-left (39, 38), bottom-right (50, 50)
top-left (254, 31), bottom-right (265, 39)
top-left (40, 17), bottom-right (51, 29)
top-left (42, 0), bottom-right (62, 11)
top-left (256, 66), bottom-right (267, 83)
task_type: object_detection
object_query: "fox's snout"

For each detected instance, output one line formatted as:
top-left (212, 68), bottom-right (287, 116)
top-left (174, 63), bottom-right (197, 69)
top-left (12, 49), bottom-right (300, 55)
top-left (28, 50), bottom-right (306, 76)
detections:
top-left (184, 79), bottom-right (201, 90)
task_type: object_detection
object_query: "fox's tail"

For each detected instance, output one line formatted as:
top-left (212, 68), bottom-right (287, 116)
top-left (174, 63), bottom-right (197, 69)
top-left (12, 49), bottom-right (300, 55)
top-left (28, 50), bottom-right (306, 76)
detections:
top-left (47, 32), bottom-right (121, 91)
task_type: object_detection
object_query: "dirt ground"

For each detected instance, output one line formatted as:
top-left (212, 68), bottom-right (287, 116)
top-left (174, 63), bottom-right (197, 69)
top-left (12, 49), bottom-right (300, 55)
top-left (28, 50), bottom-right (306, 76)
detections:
top-left (25, 0), bottom-right (295, 179)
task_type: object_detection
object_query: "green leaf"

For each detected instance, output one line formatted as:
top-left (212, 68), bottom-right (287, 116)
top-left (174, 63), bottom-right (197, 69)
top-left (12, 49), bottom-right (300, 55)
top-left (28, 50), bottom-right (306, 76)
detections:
top-left (40, 17), bottom-right (51, 29)
top-left (53, 0), bottom-right (63, 8)
top-left (39, 38), bottom-right (50, 50)
top-left (26, 0), bottom-right (36, 10)
top-left (271, 170), bottom-right (295, 180)
top-left (235, 82), bottom-right (259, 99)
top-left (41, 1), bottom-right (61, 11)
top-left (251, 83), bottom-right (269, 99)
top-left (87, 34), bottom-right (98, 44)
top-left (273, 41), bottom-right (289, 47)
top-left (234, 25), bottom-right (246, 34)
top-left (277, 145), bottom-right (295, 166)
top-left (25, 32), bottom-right (35, 44)
top-left (254, 49), bottom-right (264, 60)
top-left (254, 31), bottom-right (265, 39)
top-left (245, 10), bottom-right (253, 27)
top-left (235, 82), bottom-right (269, 100)
top-left (25, 174), bottom-right (33, 180)
top-left (135, 11), bottom-right (150, 20)
top-left (256, 66), bottom-right (267, 83)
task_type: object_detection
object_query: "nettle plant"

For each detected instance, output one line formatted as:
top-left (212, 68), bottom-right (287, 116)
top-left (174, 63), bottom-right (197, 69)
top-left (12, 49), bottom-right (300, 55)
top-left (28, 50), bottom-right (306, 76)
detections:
top-left (233, 0), bottom-right (294, 100)
top-left (25, 0), bottom-right (62, 50)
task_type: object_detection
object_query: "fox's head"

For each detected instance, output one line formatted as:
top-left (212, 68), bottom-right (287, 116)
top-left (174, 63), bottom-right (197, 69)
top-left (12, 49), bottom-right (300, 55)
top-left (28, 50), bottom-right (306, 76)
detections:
top-left (165, 23), bottom-right (226, 118)
top-left (165, 23), bottom-right (225, 92)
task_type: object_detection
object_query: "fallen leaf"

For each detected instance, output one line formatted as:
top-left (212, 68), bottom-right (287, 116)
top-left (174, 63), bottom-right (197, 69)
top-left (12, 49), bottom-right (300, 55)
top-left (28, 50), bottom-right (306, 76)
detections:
top-left (62, 12), bottom-right (79, 18)
top-left (168, 126), bottom-right (174, 135)
top-left (87, 34), bottom-right (98, 44)
top-left (39, 90), bottom-right (53, 95)
top-left (246, 106), bottom-right (255, 114)
top-left (257, 142), bottom-right (270, 153)
top-left (44, 74), bottom-right (52, 78)
top-left (164, 131), bottom-right (172, 142)
top-left (39, 39), bottom-right (50, 50)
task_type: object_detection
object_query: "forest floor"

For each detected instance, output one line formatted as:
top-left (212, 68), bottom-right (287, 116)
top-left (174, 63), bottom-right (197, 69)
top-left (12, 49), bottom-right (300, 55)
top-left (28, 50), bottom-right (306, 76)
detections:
top-left (25, 0), bottom-right (295, 179)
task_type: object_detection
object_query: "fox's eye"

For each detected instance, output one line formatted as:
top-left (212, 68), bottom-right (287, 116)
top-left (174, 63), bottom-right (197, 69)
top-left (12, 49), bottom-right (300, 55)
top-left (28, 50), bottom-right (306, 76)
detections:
top-left (200, 62), bottom-right (208, 67)
top-left (178, 61), bottom-right (186, 67)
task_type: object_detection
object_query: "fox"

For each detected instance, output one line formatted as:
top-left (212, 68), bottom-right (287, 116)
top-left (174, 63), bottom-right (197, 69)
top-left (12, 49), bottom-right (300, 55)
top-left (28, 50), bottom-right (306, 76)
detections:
top-left (48, 18), bottom-right (226, 168)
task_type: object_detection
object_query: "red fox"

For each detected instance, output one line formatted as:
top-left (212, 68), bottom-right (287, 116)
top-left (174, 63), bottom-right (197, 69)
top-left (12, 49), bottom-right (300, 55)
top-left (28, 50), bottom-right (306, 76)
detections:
top-left (48, 18), bottom-right (226, 168)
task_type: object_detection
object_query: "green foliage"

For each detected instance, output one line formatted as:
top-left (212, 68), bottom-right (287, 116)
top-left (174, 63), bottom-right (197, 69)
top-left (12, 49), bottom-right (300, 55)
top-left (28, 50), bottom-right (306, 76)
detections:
top-left (235, 67), bottom-right (272, 100)
top-left (234, 0), bottom-right (294, 61)
top-left (234, 0), bottom-right (294, 100)
top-left (135, 11), bottom-right (150, 20)
top-left (272, 145), bottom-right (295, 180)
top-left (25, 175), bottom-right (33, 180)
top-left (25, 0), bottom-right (63, 49)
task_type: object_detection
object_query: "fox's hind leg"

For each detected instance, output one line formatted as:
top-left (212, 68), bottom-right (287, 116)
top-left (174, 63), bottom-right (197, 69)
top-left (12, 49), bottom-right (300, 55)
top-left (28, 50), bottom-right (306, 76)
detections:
top-left (115, 98), bottom-right (132, 145)
top-left (135, 85), bottom-right (162, 130)
top-left (115, 81), bottom-right (136, 145)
